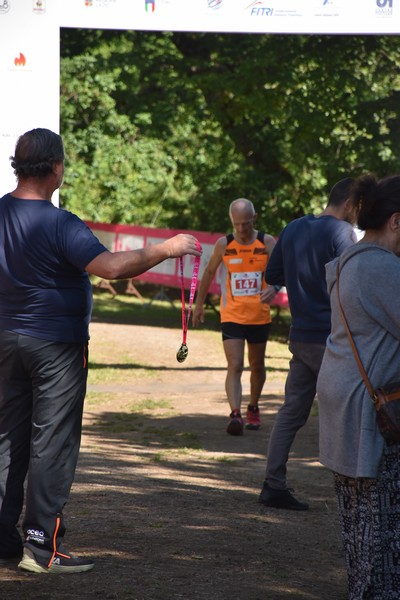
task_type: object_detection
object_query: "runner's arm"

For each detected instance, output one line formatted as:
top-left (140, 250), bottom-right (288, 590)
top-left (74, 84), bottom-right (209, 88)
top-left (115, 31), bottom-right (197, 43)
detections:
top-left (264, 230), bottom-right (285, 287)
top-left (192, 237), bottom-right (226, 326)
top-left (261, 233), bottom-right (279, 303)
top-left (263, 233), bottom-right (277, 258)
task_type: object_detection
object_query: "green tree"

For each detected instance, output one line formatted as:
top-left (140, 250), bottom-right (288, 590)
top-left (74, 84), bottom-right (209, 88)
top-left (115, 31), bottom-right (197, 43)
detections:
top-left (60, 30), bottom-right (400, 235)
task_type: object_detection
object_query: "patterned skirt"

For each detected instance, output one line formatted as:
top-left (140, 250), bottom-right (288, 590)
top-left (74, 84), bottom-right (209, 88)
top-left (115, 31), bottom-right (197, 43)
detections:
top-left (334, 443), bottom-right (400, 600)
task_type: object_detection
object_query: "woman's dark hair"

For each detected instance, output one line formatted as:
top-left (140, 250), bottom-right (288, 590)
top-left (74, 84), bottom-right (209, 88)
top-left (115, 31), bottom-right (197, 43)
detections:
top-left (10, 128), bottom-right (64, 179)
top-left (351, 174), bottom-right (400, 231)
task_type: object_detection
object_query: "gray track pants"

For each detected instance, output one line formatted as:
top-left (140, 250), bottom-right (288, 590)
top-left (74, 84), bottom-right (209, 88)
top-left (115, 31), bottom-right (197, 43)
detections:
top-left (0, 330), bottom-right (88, 550)
top-left (265, 340), bottom-right (326, 489)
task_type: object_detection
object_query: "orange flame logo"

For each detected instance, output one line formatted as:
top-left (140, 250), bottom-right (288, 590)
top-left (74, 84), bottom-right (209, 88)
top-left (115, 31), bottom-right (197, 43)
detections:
top-left (14, 53), bottom-right (26, 67)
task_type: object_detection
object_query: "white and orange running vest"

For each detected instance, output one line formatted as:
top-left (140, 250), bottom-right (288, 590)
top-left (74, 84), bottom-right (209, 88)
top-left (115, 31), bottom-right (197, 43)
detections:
top-left (220, 231), bottom-right (271, 325)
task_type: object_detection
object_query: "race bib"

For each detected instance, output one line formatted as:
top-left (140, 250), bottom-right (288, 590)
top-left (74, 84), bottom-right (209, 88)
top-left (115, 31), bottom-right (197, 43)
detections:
top-left (231, 271), bottom-right (262, 296)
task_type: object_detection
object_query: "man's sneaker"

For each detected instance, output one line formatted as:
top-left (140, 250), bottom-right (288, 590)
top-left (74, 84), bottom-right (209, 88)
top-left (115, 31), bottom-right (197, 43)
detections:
top-left (18, 543), bottom-right (94, 574)
top-left (226, 411), bottom-right (244, 436)
top-left (258, 482), bottom-right (309, 511)
top-left (245, 404), bottom-right (261, 430)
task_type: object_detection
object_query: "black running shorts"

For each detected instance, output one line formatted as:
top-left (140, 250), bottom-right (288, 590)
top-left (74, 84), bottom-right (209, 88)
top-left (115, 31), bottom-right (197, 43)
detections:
top-left (221, 322), bottom-right (271, 344)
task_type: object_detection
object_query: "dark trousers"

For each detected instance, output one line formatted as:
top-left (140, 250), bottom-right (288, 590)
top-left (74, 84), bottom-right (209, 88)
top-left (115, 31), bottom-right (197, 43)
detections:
top-left (0, 330), bottom-right (88, 550)
top-left (265, 340), bottom-right (326, 489)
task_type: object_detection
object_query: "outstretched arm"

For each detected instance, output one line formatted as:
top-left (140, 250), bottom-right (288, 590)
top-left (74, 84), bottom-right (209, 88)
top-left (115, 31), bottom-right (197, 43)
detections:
top-left (85, 233), bottom-right (201, 280)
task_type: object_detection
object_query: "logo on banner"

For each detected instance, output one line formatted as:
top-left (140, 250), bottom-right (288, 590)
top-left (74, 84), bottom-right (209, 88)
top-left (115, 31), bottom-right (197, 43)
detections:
top-left (245, 0), bottom-right (303, 17)
top-left (33, 0), bottom-right (46, 13)
top-left (84, 0), bottom-right (117, 7)
top-left (145, 0), bottom-right (155, 11)
top-left (313, 0), bottom-right (341, 16)
top-left (208, 0), bottom-right (223, 9)
top-left (375, 0), bottom-right (393, 15)
top-left (0, 0), bottom-right (10, 14)
top-left (246, 1), bottom-right (273, 16)
top-left (14, 53), bottom-right (26, 67)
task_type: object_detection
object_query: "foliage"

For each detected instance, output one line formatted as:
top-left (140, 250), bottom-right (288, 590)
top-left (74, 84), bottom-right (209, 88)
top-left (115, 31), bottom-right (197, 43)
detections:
top-left (60, 30), bottom-right (400, 235)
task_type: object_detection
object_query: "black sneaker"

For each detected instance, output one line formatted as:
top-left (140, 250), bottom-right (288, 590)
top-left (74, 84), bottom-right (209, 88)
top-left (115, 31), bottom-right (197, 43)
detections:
top-left (18, 543), bottom-right (94, 574)
top-left (226, 411), bottom-right (244, 436)
top-left (0, 524), bottom-right (23, 563)
top-left (258, 482), bottom-right (309, 511)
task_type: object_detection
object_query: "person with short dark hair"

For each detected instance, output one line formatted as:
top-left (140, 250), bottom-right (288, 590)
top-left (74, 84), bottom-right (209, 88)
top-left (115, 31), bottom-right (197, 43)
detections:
top-left (317, 174), bottom-right (400, 598)
top-left (0, 128), bottom-right (201, 574)
top-left (258, 178), bottom-right (357, 510)
top-left (193, 198), bottom-right (278, 435)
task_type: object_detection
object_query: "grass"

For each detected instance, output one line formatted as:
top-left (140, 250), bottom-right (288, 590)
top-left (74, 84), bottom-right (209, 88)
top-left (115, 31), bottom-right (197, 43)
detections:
top-left (141, 428), bottom-right (201, 449)
top-left (91, 283), bottom-right (291, 342)
top-left (212, 455), bottom-right (237, 464)
top-left (85, 403), bottom-right (203, 450)
top-left (131, 398), bottom-right (173, 412)
top-left (89, 285), bottom-right (291, 386)
top-left (91, 285), bottom-right (198, 329)
top-left (88, 364), bottom-right (154, 385)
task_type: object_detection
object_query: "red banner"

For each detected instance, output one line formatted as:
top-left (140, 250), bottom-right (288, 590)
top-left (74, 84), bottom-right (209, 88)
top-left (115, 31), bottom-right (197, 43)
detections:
top-left (86, 221), bottom-right (288, 309)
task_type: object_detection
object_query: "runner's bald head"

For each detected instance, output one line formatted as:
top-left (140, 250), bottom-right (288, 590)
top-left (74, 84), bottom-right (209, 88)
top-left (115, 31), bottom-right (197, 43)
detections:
top-left (229, 198), bottom-right (255, 220)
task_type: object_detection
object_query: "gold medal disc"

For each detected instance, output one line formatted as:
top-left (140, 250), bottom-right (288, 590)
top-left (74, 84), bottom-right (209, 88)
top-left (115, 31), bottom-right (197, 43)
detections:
top-left (176, 343), bottom-right (188, 363)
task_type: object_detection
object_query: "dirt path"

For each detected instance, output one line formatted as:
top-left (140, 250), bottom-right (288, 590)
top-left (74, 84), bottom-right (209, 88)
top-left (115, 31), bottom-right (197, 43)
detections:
top-left (0, 322), bottom-right (347, 600)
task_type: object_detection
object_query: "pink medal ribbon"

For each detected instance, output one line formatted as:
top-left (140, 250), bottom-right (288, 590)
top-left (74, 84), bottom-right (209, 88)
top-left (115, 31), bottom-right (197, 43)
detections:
top-left (176, 240), bottom-right (201, 363)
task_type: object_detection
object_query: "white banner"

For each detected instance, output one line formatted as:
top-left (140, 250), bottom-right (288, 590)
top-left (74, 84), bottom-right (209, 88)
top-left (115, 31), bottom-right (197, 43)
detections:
top-left (0, 1), bottom-right (60, 196)
top-left (0, 0), bottom-right (398, 198)
top-left (58, 0), bottom-right (399, 35)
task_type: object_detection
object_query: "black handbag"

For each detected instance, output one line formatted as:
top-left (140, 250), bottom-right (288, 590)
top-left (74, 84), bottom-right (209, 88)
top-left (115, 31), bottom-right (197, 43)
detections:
top-left (336, 261), bottom-right (400, 444)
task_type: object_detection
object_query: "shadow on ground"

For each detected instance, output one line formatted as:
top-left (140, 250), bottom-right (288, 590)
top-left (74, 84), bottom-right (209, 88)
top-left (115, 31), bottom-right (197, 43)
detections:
top-left (0, 393), bottom-right (347, 600)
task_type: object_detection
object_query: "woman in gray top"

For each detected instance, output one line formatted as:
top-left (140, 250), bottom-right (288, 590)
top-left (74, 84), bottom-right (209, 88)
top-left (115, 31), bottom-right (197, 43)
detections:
top-left (317, 174), bottom-right (400, 600)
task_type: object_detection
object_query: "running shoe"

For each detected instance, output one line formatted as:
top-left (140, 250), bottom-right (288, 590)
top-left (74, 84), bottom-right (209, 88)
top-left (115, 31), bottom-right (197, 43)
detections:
top-left (18, 543), bottom-right (94, 574)
top-left (245, 404), bottom-right (261, 430)
top-left (226, 410), bottom-right (244, 436)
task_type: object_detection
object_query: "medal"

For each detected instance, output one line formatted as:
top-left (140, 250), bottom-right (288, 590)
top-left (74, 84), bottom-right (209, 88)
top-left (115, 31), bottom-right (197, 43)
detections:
top-left (177, 240), bottom-right (201, 363)
top-left (176, 343), bottom-right (189, 363)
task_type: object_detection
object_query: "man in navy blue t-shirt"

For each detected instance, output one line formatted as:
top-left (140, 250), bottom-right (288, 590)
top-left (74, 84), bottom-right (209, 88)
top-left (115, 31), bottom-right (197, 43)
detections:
top-left (258, 178), bottom-right (357, 511)
top-left (0, 128), bottom-right (201, 573)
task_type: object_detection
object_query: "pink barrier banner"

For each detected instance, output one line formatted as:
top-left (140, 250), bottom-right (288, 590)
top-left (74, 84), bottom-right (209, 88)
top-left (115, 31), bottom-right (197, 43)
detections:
top-left (86, 221), bottom-right (223, 294)
top-left (86, 221), bottom-right (288, 308)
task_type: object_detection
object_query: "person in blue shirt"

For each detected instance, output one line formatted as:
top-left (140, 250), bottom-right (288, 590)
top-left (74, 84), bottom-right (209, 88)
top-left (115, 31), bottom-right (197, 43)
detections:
top-left (258, 178), bottom-right (357, 510)
top-left (0, 128), bottom-right (201, 573)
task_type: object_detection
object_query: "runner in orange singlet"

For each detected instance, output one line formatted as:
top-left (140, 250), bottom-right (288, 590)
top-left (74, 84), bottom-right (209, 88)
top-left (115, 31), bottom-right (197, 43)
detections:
top-left (193, 199), bottom-right (279, 435)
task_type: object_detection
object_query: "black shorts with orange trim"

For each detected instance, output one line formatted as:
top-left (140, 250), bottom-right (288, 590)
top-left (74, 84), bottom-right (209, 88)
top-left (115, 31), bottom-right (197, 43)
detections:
top-left (221, 322), bottom-right (271, 344)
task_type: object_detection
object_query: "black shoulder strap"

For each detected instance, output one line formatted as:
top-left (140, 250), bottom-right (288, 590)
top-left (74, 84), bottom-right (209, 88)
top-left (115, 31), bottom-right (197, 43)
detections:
top-left (226, 231), bottom-right (264, 245)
